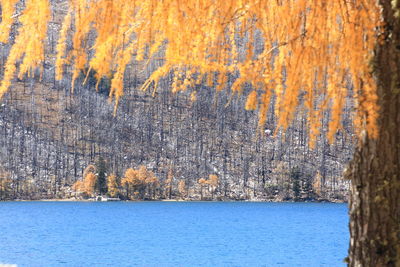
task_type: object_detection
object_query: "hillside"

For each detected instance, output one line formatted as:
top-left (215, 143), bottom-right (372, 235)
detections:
top-left (0, 1), bottom-right (355, 201)
top-left (0, 76), bottom-right (354, 201)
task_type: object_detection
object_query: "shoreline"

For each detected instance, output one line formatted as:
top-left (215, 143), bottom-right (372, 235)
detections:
top-left (3, 198), bottom-right (348, 203)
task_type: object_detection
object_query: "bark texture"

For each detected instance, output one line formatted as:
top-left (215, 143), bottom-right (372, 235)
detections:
top-left (347, 1), bottom-right (400, 266)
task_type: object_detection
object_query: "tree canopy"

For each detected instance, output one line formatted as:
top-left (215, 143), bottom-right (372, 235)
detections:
top-left (0, 0), bottom-right (381, 144)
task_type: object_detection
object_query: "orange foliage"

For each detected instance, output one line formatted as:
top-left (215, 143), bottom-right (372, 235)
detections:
top-left (0, 0), bottom-right (19, 43)
top-left (121, 168), bottom-right (140, 187)
top-left (107, 174), bottom-right (119, 198)
top-left (72, 180), bottom-right (83, 192)
top-left (83, 172), bottom-right (96, 195)
top-left (0, 0), bottom-right (382, 143)
top-left (82, 165), bottom-right (96, 180)
top-left (122, 166), bottom-right (159, 199)
top-left (0, 0), bottom-right (50, 98)
top-left (198, 175), bottom-right (219, 187)
top-left (245, 91), bottom-right (258, 111)
top-left (55, 9), bottom-right (72, 81)
top-left (208, 174), bottom-right (219, 188)
top-left (178, 180), bottom-right (186, 198)
top-left (73, 164), bottom-right (97, 196)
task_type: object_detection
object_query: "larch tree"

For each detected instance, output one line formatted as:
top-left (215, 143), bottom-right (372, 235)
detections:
top-left (73, 164), bottom-right (97, 197)
top-left (121, 167), bottom-right (139, 200)
top-left (83, 172), bottom-right (97, 196)
top-left (106, 174), bottom-right (119, 198)
top-left (178, 180), bottom-right (187, 199)
top-left (0, 0), bottom-right (399, 265)
top-left (144, 169), bottom-right (159, 200)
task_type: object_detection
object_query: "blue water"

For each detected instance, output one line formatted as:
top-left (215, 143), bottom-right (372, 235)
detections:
top-left (0, 202), bottom-right (348, 267)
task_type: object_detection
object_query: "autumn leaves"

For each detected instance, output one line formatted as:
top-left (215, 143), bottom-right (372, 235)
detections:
top-left (0, 0), bottom-right (50, 98)
top-left (0, 0), bottom-right (381, 144)
top-left (73, 164), bottom-right (220, 201)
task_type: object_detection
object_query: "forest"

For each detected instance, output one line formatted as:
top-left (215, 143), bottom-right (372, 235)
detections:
top-left (0, 69), bottom-right (354, 202)
top-left (0, 0), bottom-right (354, 202)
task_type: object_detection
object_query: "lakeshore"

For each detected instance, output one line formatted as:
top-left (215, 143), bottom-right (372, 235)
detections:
top-left (8, 198), bottom-right (347, 203)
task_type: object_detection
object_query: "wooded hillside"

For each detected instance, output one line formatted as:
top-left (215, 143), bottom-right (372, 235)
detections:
top-left (0, 70), bottom-right (354, 201)
top-left (0, 1), bottom-right (355, 201)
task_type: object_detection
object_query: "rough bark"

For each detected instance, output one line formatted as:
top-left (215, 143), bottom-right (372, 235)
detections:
top-left (346, 1), bottom-right (400, 266)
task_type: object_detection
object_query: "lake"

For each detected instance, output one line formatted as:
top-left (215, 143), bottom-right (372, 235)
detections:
top-left (0, 202), bottom-right (348, 267)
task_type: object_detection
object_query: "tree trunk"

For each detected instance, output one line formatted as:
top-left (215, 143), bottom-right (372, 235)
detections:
top-left (346, 2), bottom-right (400, 266)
